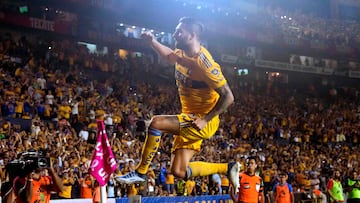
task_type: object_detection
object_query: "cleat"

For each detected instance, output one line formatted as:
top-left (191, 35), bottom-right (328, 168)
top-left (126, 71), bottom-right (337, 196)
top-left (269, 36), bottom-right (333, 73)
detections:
top-left (115, 171), bottom-right (146, 184)
top-left (228, 162), bottom-right (241, 193)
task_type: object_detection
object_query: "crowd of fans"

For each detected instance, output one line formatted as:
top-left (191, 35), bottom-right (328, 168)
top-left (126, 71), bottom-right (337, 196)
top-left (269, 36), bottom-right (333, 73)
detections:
top-left (264, 6), bottom-right (360, 47)
top-left (0, 28), bottom-right (359, 202)
top-left (212, 4), bottom-right (360, 49)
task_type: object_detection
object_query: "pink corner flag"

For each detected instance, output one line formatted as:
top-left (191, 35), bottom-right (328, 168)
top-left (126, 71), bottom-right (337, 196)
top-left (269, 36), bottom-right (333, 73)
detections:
top-left (89, 120), bottom-right (117, 186)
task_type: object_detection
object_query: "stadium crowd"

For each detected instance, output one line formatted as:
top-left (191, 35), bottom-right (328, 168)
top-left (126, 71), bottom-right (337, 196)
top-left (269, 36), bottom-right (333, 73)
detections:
top-left (0, 28), bottom-right (359, 202)
top-left (265, 6), bottom-right (360, 46)
top-left (215, 4), bottom-right (360, 49)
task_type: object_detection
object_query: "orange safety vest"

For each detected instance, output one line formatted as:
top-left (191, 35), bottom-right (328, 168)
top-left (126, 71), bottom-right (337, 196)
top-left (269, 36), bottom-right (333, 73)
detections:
top-left (274, 183), bottom-right (292, 203)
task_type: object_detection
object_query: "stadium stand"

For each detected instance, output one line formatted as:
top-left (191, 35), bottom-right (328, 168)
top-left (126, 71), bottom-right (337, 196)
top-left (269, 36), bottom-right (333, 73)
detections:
top-left (0, 0), bottom-right (359, 203)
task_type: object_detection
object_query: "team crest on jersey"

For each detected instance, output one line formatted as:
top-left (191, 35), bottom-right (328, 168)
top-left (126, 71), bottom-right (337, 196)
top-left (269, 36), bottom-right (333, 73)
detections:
top-left (211, 69), bottom-right (219, 76)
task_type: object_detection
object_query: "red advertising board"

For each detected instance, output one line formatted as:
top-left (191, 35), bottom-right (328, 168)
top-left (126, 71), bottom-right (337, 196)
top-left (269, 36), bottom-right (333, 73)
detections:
top-left (0, 12), bottom-right (73, 35)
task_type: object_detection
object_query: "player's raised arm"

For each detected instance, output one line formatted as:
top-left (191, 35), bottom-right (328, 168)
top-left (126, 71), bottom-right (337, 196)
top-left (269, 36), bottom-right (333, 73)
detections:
top-left (141, 31), bottom-right (177, 65)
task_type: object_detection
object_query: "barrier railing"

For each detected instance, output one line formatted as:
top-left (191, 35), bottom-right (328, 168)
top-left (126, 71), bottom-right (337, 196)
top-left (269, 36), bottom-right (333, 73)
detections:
top-left (50, 195), bottom-right (232, 203)
top-left (118, 195), bottom-right (233, 203)
top-left (50, 193), bottom-right (326, 203)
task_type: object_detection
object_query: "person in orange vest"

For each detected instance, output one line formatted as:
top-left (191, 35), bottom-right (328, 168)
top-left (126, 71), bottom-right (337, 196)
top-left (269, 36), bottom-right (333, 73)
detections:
top-left (272, 171), bottom-right (294, 203)
top-left (230, 156), bottom-right (264, 203)
top-left (80, 173), bottom-right (93, 199)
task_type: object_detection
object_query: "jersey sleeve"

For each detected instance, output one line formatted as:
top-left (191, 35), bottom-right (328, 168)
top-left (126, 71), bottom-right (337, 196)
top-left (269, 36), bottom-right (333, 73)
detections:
top-left (197, 52), bottom-right (227, 90)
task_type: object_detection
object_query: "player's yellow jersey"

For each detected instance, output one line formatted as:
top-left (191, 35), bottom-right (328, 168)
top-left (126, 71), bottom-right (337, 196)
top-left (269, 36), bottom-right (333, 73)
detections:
top-left (174, 46), bottom-right (226, 114)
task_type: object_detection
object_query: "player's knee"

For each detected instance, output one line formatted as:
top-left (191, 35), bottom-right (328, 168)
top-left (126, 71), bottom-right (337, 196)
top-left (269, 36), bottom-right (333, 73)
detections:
top-left (171, 168), bottom-right (186, 179)
top-left (149, 115), bottom-right (163, 129)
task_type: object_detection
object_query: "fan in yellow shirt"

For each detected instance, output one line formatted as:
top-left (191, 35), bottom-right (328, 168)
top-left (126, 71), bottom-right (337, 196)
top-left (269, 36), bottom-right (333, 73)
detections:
top-left (185, 177), bottom-right (196, 196)
top-left (165, 173), bottom-right (175, 195)
top-left (58, 101), bottom-right (71, 120)
top-left (127, 184), bottom-right (138, 197)
top-left (58, 172), bottom-right (74, 199)
top-left (221, 175), bottom-right (230, 194)
top-left (15, 98), bottom-right (24, 118)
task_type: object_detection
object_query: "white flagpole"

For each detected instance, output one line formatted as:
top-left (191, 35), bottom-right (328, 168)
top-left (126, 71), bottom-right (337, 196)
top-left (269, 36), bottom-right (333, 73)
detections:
top-left (101, 185), bottom-right (107, 203)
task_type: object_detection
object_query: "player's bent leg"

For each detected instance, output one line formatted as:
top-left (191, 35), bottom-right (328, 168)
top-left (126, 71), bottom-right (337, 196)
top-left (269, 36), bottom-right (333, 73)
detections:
top-left (170, 148), bottom-right (240, 193)
top-left (183, 159), bottom-right (241, 192)
top-left (170, 114), bottom-right (233, 179)
top-left (170, 148), bottom-right (196, 179)
top-left (188, 162), bottom-right (228, 177)
top-left (116, 115), bottom-right (180, 184)
top-left (150, 115), bottom-right (181, 133)
top-left (136, 127), bottom-right (162, 174)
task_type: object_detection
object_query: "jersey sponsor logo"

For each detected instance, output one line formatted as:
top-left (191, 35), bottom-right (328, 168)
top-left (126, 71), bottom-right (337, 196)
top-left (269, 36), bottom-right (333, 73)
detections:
top-left (175, 70), bottom-right (188, 85)
top-left (175, 70), bottom-right (208, 89)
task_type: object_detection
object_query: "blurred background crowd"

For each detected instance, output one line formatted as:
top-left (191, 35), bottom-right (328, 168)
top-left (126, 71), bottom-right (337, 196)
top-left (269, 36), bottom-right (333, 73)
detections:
top-left (0, 0), bottom-right (360, 202)
top-left (0, 30), bottom-right (359, 200)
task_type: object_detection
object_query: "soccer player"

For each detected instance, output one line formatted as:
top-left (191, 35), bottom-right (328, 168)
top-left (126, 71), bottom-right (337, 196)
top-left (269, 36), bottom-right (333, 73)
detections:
top-left (117, 17), bottom-right (240, 192)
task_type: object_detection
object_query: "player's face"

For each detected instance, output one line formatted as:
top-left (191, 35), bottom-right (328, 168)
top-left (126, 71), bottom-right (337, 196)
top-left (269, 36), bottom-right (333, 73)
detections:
top-left (173, 23), bottom-right (192, 50)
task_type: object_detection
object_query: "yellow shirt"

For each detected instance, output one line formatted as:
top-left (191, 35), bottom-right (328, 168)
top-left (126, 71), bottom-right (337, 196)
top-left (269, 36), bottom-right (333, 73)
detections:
top-left (88, 122), bottom-right (97, 130)
top-left (221, 176), bottom-right (229, 187)
top-left (113, 115), bottom-right (122, 124)
top-left (44, 104), bottom-right (51, 117)
top-left (4, 90), bottom-right (15, 97)
top-left (15, 101), bottom-right (24, 113)
top-left (127, 184), bottom-right (138, 196)
top-left (15, 68), bottom-right (22, 77)
top-left (15, 86), bottom-right (21, 94)
top-left (59, 179), bottom-right (72, 198)
top-left (59, 105), bottom-right (71, 119)
top-left (174, 46), bottom-right (226, 114)
top-left (185, 180), bottom-right (196, 195)
top-left (22, 114), bottom-right (31, 119)
top-left (56, 87), bottom-right (63, 98)
top-left (201, 182), bottom-right (208, 193)
top-left (262, 169), bottom-right (274, 183)
top-left (165, 174), bottom-right (175, 184)
top-left (96, 109), bottom-right (106, 120)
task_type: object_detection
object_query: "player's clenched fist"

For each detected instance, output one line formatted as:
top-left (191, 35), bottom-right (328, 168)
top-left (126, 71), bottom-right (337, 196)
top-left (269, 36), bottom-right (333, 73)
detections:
top-left (141, 31), bottom-right (155, 44)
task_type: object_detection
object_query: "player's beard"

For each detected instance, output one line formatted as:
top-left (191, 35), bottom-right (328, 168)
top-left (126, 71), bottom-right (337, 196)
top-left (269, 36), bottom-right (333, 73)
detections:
top-left (175, 40), bottom-right (190, 50)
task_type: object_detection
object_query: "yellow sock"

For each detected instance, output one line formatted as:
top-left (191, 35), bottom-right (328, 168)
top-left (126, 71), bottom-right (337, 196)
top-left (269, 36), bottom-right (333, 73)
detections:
top-left (188, 162), bottom-right (228, 177)
top-left (136, 128), bottom-right (161, 174)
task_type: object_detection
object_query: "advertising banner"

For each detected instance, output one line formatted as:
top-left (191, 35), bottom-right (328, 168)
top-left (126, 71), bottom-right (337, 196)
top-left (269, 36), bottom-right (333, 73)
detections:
top-left (0, 12), bottom-right (73, 35)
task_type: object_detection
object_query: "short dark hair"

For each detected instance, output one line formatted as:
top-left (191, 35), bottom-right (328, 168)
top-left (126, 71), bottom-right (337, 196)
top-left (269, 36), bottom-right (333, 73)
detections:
top-left (179, 17), bottom-right (204, 38)
top-left (279, 171), bottom-right (287, 176)
top-left (247, 156), bottom-right (257, 162)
